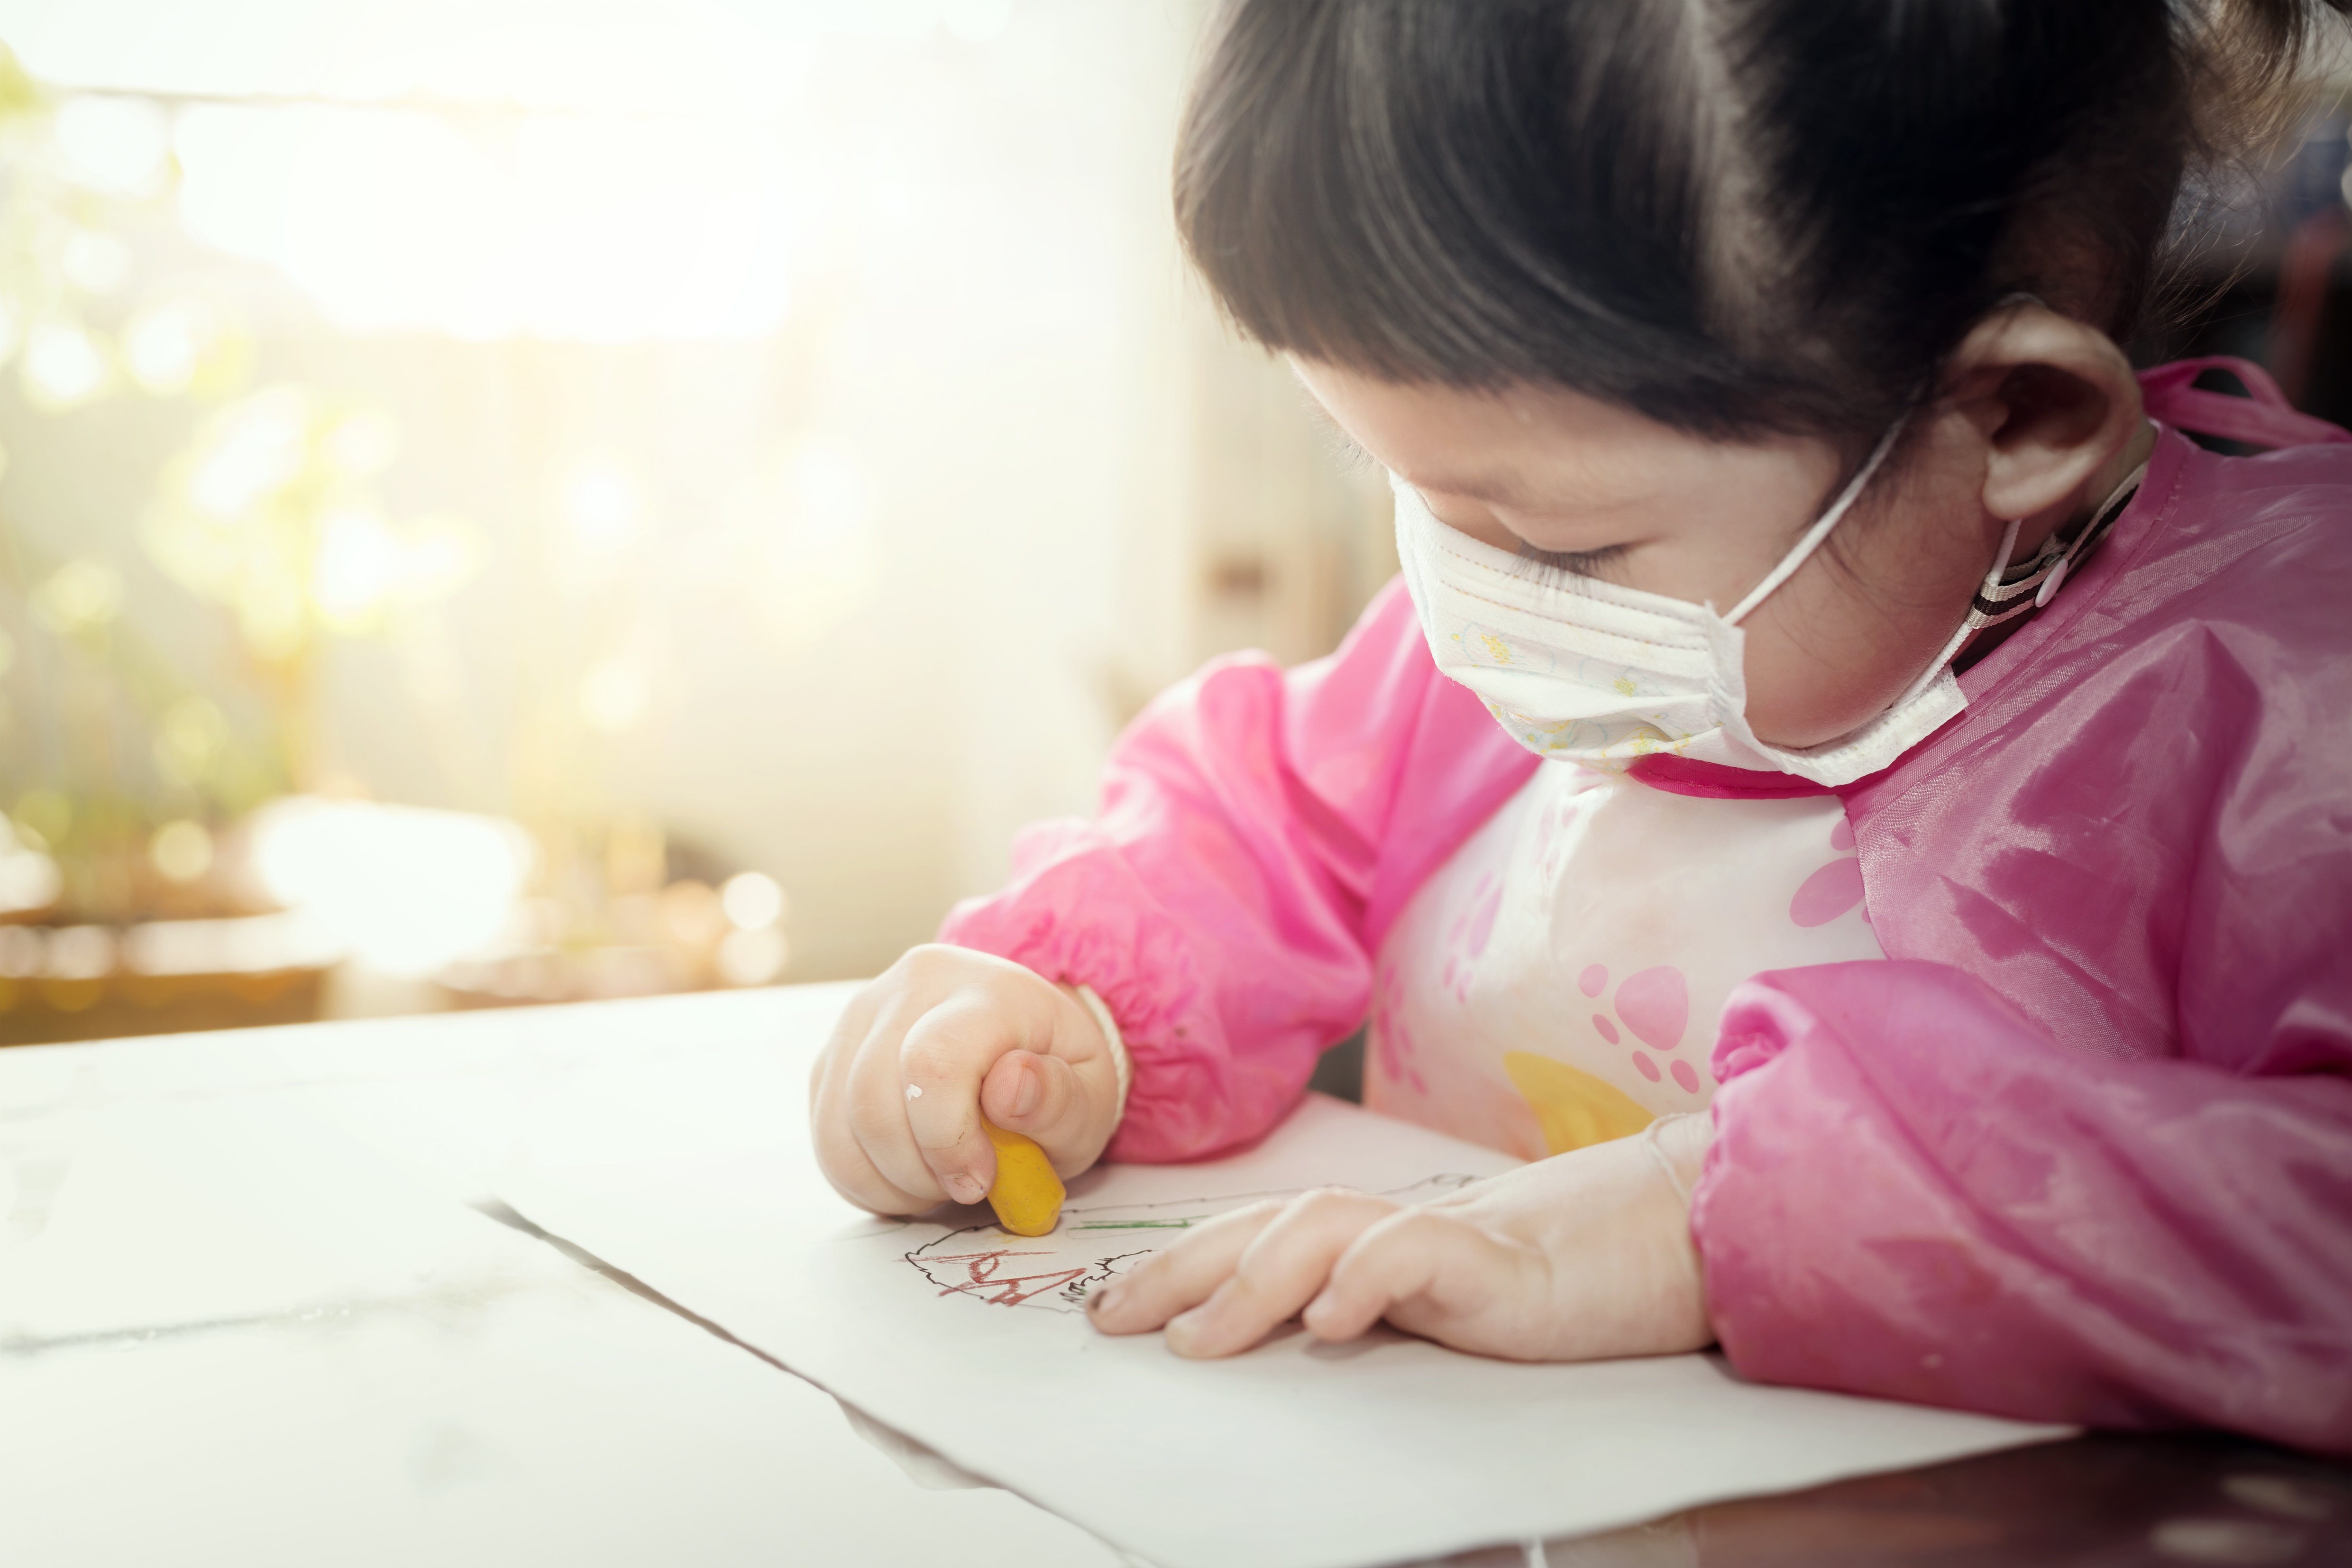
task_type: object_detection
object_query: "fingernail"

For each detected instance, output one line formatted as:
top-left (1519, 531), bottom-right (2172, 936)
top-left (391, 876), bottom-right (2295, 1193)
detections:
top-left (1009, 1062), bottom-right (1041, 1118)
top-left (948, 1174), bottom-right (986, 1204)
top-left (1087, 1284), bottom-right (1122, 1316)
top-left (1165, 1309), bottom-right (1208, 1357)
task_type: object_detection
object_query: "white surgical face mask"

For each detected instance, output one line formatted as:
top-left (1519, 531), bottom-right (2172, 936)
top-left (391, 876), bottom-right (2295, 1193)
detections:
top-left (1392, 425), bottom-right (2144, 787)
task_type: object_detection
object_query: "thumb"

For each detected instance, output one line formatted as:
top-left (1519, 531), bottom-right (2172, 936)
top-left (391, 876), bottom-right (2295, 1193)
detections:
top-left (979, 1048), bottom-right (1115, 1174)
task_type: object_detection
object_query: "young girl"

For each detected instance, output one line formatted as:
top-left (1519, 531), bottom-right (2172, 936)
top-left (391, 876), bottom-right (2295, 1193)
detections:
top-left (810, 0), bottom-right (2352, 1452)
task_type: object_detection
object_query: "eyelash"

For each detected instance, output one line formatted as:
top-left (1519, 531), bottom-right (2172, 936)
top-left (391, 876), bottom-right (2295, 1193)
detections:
top-left (1294, 402), bottom-right (1626, 579)
top-left (1516, 542), bottom-right (1628, 584)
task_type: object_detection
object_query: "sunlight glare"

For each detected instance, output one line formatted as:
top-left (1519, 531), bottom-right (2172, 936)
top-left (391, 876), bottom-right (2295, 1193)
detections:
top-left (562, 465), bottom-right (640, 552)
top-left (323, 409), bottom-right (399, 478)
top-left (579, 653), bottom-right (650, 734)
top-left (732, 444), bottom-right (880, 655)
top-left (720, 871), bottom-right (785, 931)
top-left (717, 926), bottom-right (788, 985)
top-left (53, 92), bottom-right (172, 199)
top-left (310, 511), bottom-right (401, 627)
top-left (175, 102), bottom-right (791, 343)
top-left (939, 0), bottom-right (1015, 44)
top-left (154, 696), bottom-right (229, 788)
top-left (0, 819), bottom-right (62, 916)
top-left (60, 231), bottom-right (135, 296)
top-left (249, 796), bottom-right (535, 976)
top-left (123, 302), bottom-right (208, 394)
top-left (21, 321), bottom-right (113, 411)
top-left (148, 819), bottom-right (216, 883)
top-left (186, 386), bottom-right (308, 518)
top-left (33, 559), bottom-right (123, 635)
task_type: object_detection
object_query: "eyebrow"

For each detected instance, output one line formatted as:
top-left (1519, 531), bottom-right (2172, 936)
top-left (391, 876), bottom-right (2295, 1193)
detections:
top-left (1409, 468), bottom-right (1529, 504)
top-left (1318, 420), bottom-right (1529, 502)
top-left (1384, 453), bottom-right (1548, 510)
top-left (1291, 387), bottom-right (1541, 505)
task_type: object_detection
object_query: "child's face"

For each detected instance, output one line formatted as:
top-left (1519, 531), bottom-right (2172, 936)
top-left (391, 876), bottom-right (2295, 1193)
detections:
top-left (1296, 359), bottom-right (2041, 749)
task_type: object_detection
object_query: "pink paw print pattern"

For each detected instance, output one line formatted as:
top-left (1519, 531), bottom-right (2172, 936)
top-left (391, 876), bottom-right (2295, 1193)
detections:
top-left (1370, 961), bottom-right (1429, 1096)
top-left (1580, 962), bottom-right (1706, 1096)
top-left (1789, 815), bottom-right (1867, 928)
top-left (1438, 873), bottom-right (1505, 1006)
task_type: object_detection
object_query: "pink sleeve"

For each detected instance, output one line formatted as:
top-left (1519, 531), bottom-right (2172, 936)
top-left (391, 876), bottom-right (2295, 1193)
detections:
top-left (938, 579), bottom-right (1534, 1163)
top-left (1693, 961), bottom-right (2352, 1454)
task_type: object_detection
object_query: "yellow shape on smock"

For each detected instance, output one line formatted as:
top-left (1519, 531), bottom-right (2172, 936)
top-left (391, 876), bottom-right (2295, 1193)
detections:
top-left (982, 1120), bottom-right (1065, 1237)
top-left (1502, 1051), bottom-right (1656, 1155)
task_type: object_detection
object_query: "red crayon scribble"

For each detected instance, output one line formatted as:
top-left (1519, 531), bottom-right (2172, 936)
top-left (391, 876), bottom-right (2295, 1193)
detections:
top-left (924, 1249), bottom-right (1091, 1307)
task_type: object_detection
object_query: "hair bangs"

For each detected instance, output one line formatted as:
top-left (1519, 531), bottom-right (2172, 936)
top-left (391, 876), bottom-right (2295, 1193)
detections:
top-left (1173, 0), bottom-right (1813, 435)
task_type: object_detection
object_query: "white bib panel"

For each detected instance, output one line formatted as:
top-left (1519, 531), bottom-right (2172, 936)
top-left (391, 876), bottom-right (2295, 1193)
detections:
top-left (1366, 764), bottom-right (1886, 1161)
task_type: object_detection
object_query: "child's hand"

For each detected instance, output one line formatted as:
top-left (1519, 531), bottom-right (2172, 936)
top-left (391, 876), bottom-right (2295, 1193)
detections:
top-left (1085, 1115), bottom-right (1714, 1361)
top-left (809, 945), bottom-right (1122, 1217)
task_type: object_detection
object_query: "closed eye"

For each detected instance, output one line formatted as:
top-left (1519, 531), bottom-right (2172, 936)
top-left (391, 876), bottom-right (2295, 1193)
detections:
top-left (1515, 541), bottom-right (1628, 584)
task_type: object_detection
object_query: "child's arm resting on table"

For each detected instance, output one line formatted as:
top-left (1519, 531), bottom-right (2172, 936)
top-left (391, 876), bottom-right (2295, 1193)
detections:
top-left (1698, 960), bottom-right (2352, 1456)
top-left (1087, 1113), bottom-right (1716, 1362)
top-left (1087, 956), bottom-right (2351, 1457)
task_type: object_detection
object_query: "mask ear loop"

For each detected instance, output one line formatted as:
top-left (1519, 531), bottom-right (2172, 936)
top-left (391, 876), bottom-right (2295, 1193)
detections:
top-left (1882, 514), bottom-right (2025, 713)
top-left (1971, 450), bottom-right (2150, 622)
top-left (1723, 417), bottom-right (1907, 627)
top-left (1732, 297), bottom-right (2062, 711)
top-left (1894, 449), bottom-right (2150, 708)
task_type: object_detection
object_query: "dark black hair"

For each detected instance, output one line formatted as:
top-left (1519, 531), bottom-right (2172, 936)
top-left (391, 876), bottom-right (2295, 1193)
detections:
top-left (1174, 0), bottom-right (2348, 440)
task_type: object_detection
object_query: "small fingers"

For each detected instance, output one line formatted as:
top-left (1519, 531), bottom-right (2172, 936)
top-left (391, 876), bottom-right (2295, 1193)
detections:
top-left (1163, 1190), bottom-right (1398, 1358)
top-left (979, 1049), bottom-right (1052, 1128)
top-left (980, 1047), bottom-right (1112, 1170)
top-left (812, 1110), bottom-right (934, 1216)
top-left (1085, 1199), bottom-right (1285, 1337)
top-left (1303, 1208), bottom-right (1520, 1348)
top-left (1087, 1189), bottom-right (1399, 1357)
top-left (846, 1019), bottom-right (958, 1208)
top-left (805, 947), bottom-right (1116, 1221)
top-left (900, 995), bottom-right (1049, 1202)
top-left (811, 984), bottom-right (933, 1215)
top-left (809, 978), bottom-right (884, 1101)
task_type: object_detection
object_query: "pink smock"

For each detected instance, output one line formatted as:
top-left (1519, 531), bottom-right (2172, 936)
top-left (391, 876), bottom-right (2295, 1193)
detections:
top-left (937, 360), bottom-right (2352, 1454)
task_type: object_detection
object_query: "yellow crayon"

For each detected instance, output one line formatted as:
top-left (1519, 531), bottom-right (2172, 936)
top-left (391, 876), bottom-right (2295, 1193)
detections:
top-left (982, 1120), bottom-right (1065, 1237)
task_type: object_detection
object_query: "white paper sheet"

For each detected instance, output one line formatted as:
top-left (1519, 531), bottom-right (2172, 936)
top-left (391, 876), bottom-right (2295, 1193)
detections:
top-left (500, 1029), bottom-right (2068, 1568)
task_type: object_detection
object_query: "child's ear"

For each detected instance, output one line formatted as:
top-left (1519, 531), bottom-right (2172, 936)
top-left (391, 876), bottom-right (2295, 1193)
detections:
top-left (1940, 303), bottom-right (2145, 526)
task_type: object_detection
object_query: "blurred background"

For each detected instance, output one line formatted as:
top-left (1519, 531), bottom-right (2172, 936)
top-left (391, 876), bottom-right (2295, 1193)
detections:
top-left (0, 0), bottom-right (2339, 1048)
top-left (0, 0), bottom-right (1397, 1045)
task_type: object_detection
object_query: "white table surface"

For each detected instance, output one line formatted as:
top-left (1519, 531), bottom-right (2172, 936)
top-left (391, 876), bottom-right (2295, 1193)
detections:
top-left (0, 984), bottom-right (1145, 1568)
